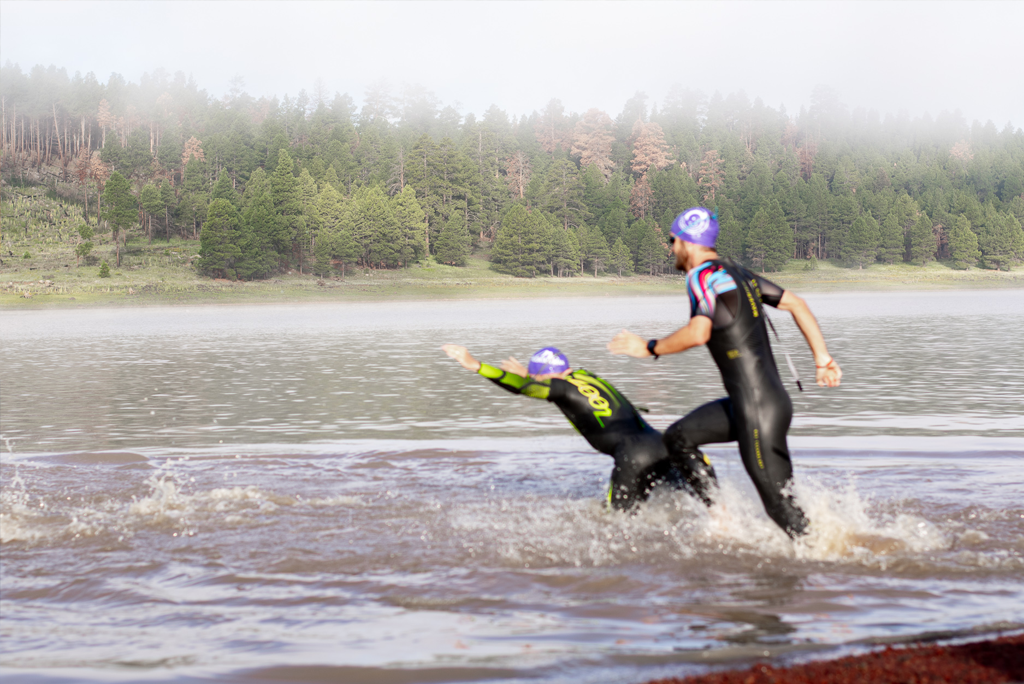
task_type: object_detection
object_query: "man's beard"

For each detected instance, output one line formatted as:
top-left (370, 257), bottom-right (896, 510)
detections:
top-left (674, 250), bottom-right (687, 271)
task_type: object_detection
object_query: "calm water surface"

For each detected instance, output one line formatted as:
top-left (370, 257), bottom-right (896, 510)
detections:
top-left (2, 292), bottom-right (1023, 683)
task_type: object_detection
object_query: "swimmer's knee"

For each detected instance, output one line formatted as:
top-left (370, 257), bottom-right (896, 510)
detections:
top-left (663, 422), bottom-right (700, 453)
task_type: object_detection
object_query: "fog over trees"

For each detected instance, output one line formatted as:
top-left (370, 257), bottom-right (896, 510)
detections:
top-left (2, 64), bottom-right (1023, 279)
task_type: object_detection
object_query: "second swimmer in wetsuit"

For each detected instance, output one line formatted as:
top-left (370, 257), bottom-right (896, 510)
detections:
top-left (609, 207), bottom-right (842, 538)
top-left (441, 344), bottom-right (717, 510)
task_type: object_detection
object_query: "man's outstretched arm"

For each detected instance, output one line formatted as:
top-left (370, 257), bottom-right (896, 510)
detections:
top-left (776, 292), bottom-right (842, 387)
top-left (607, 316), bottom-right (713, 358)
top-left (441, 345), bottom-right (549, 398)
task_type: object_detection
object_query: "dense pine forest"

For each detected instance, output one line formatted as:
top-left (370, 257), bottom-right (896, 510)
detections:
top-left (2, 63), bottom-right (1023, 280)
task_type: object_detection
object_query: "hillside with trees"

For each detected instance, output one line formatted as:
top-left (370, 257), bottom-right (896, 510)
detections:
top-left (2, 63), bottom-right (1023, 280)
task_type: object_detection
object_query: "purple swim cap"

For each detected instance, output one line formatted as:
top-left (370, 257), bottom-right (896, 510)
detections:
top-left (670, 207), bottom-right (719, 248)
top-left (528, 347), bottom-right (569, 376)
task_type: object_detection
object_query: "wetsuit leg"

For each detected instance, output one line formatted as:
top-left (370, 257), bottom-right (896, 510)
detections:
top-left (608, 431), bottom-right (685, 511)
top-left (731, 388), bottom-right (808, 537)
top-left (662, 399), bottom-right (728, 506)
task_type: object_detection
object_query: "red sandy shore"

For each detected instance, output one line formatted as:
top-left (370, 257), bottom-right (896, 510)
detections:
top-left (649, 633), bottom-right (1024, 684)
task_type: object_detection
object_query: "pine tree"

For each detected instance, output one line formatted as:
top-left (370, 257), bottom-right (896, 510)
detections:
top-left (746, 205), bottom-right (771, 272)
top-left (909, 214), bottom-right (936, 265)
top-left (739, 159), bottom-right (772, 224)
top-left (844, 215), bottom-right (880, 268)
top-left (570, 108), bottom-right (615, 180)
top-left (890, 193), bottom-right (920, 263)
top-left (697, 150), bottom-right (725, 204)
top-left (197, 199), bottom-right (242, 278)
top-left (491, 204), bottom-right (547, 277)
top-left (270, 149), bottom-right (305, 269)
top-left (803, 173), bottom-right (830, 258)
top-left (543, 159), bottom-right (589, 230)
top-left (179, 157), bottom-right (210, 240)
top-left (237, 188), bottom-right (278, 280)
top-left (314, 182), bottom-right (346, 276)
top-left (1012, 215), bottom-right (1024, 262)
top-left (629, 120), bottom-right (674, 177)
top-left (636, 221), bottom-right (668, 275)
top-left (322, 165), bottom-right (341, 193)
top-left (407, 133), bottom-right (442, 251)
top-left (978, 207), bottom-right (1021, 271)
top-left (878, 212), bottom-right (904, 264)
top-left (629, 174), bottom-right (654, 219)
top-left (297, 168), bottom-right (319, 265)
top-left (947, 215), bottom-right (980, 269)
top-left (392, 185), bottom-right (427, 266)
top-left (598, 200), bottom-right (629, 246)
top-left (828, 167), bottom-right (859, 259)
top-left (212, 174), bottom-right (238, 207)
top-left (139, 182), bottom-right (163, 243)
top-left (242, 167), bottom-right (269, 209)
top-left (768, 198), bottom-right (795, 270)
top-left (491, 204), bottom-right (527, 275)
top-left (650, 165), bottom-right (699, 235)
top-left (435, 213), bottom-right (471, 266)
top-left (159, 180), bottom-right (176, 238)
top-left (333, 221), bottom-right (361, 276)
top-left (101, 171), bottom-right (136, 268)
top-left (746, 200), bottom-right (793, 272)
top-left (548, 221), bottom-right (580, 277)
top-left (610, 237), bottom-right (633, 276)
top-left (577, 224), bottom-right (611, 276)
top-left (715, 209), bottom-right (745, 262)
top-left (306, 157), bottom-right (327, 186)
top-left (368, 188), bottom-right (402, 268)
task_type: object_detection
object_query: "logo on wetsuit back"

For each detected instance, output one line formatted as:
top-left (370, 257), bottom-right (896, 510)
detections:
top-left (565, 376), bottom-right (614, 427)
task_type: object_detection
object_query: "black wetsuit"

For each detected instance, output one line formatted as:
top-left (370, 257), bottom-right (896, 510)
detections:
top-left (664, 259), bottom-right (808, 537)
top-left (478, 364), bottom-right (717, 510)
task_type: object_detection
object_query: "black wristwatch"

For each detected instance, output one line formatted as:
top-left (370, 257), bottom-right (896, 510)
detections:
top-left (647, 339), bottom-right (659, 359)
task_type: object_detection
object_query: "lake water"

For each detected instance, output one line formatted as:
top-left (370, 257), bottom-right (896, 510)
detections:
top-left (2, 292), bottom-right (1023, 684)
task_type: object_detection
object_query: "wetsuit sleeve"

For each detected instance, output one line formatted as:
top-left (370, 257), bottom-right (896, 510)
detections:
top-left (752, 274), bottom-right (785, 308)
top-left (686, 261), bottom-right (736, 320)
top-left (478, 363), bottom-right (552, 400)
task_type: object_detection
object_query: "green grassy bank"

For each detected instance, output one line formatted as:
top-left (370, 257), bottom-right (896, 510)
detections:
top-left (5, 250), bottom-right (1022, 311)
top-left (3, 185), bottom-right (1023, 310)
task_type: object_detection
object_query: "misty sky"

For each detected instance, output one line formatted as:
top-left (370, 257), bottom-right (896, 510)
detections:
top-left (1, 0), bottom-right (1021, 127)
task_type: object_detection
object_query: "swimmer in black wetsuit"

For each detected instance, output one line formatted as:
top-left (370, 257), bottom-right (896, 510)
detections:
top-left (441, 344), bottom-right (717, 510)
top-left (608, 207), bottom-right (842, 537)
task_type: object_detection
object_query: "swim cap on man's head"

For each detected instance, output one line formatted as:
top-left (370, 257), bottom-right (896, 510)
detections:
top-left (670, 207), bottom-right (719, 248)
top-left (528, 347), bottom-right (569, 376)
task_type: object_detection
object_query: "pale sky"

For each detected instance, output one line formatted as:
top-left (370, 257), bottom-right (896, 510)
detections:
top-left (1, 0), bottom-right (1021, 127)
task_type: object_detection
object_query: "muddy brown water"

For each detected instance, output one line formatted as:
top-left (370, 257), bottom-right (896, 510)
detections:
top-left (1, 292), bottom-right (1023, 683)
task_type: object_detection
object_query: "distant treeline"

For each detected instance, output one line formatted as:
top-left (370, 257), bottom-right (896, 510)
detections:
top-left (2, 63), bottom-right (1023, 278)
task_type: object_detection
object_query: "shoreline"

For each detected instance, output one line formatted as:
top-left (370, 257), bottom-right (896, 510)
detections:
top-left (4, 260), bottom-right (1024, 310)
top-left (648, 632), bottom-right (1024, 684)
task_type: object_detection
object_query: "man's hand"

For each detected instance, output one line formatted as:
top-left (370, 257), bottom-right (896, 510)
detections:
top-left (607, 330), bottom-right (650, 358)
top-left (441, 344), bottom-right (481, 372)
top-left (499, 356), bottom-right (529, 377)
top-left (815, 358), bottom-right (842, 387)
